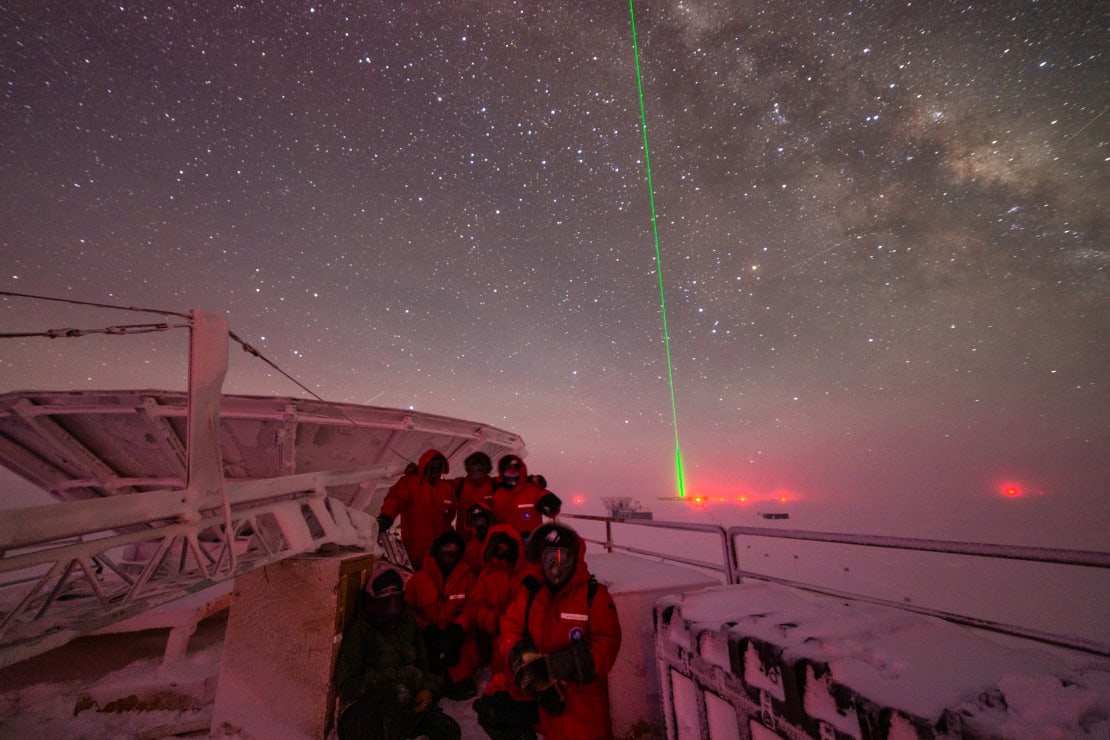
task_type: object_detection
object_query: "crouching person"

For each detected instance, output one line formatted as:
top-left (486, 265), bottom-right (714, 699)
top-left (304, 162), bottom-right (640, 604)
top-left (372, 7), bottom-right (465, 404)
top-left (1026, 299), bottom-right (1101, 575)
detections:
top-left (333, 563), bottom-right (461, 740)
top-left (499, 523), bottom-right (622, 740)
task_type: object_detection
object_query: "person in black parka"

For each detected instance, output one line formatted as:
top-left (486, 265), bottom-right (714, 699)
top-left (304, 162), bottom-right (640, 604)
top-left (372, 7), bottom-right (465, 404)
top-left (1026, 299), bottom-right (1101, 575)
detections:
top-left (333, 562), bottom-right (461, 740)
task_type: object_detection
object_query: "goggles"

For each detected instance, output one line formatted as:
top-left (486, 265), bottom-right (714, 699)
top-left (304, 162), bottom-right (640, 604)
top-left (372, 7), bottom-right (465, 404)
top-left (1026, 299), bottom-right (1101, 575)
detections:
top-left (541, 546), bottom-right (572, 569)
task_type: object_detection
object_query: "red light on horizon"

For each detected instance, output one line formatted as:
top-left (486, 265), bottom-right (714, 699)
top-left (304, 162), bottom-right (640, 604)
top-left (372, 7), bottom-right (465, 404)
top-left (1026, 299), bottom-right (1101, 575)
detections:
top-left (996, 480), bottom-right (1037, 498)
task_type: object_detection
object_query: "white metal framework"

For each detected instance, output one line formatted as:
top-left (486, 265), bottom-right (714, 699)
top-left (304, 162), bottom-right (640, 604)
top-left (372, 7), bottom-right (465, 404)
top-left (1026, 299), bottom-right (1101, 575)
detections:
top-left (0, 310), bottom-right (526, 668)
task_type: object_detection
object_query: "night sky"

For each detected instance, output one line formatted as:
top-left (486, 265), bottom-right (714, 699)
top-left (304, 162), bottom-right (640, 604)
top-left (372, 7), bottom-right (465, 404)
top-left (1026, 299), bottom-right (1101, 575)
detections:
top-left (1, 1), bottom-right (1106, 546)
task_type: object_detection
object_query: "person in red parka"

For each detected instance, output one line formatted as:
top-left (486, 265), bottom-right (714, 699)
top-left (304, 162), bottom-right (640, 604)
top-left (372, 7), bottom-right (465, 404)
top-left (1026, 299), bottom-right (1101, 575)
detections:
top-left (404, 530), bottom-right (481, 700)
top-left (460, 502), bottom-right (495, 577)
top-left (491, 455), bottom-right (561, 543)
top-left (469, 524), bottom-right (537, 740)
top-left (378, 449), bottom-right (457, 570)
top-left (459, 524), bottom-right (528, 668)
top-left (450, 451), bottom-right (496, 537)
top-left (499, 523), bottom-right (622, 740)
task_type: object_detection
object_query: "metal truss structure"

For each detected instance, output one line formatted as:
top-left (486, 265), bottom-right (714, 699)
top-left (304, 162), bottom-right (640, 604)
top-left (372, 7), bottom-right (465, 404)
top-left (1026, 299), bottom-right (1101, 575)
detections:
top-left (0, 311), bottom-right (525, 668)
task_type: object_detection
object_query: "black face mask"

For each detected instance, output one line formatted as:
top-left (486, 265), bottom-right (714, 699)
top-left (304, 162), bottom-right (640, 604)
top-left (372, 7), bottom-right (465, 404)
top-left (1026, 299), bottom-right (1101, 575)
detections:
top-left (485, 533), bottom-right (518, 565)
top-left (365, 592), bottom-right (404, 625)
top-left (435, 546), bottom-right (462, 576)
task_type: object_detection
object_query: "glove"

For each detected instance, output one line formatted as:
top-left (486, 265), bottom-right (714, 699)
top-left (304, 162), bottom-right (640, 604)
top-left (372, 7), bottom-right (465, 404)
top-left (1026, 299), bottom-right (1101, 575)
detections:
top-left (514, 655), bottom-right (553, 693)
top-left (508, 637), bottom-right (539, 676)
top-left (397, 665), bottom-right (423, 692)
top-left (509, 637), bottom-right (552, 693)
top-left (546, 640), bottom-right (595, 684)
top-left (537, 684), bottom-right (566, 716)
top-left (442, 623), bottom-right (465, 668)
top-left (413, 689), bottom-right (433, 713)
top-left (536, 492), bottom-right (561, 517)
top-left (391, 681), bottom-right (413, 709)
top-left (376, 513), bottom-right (394, 532)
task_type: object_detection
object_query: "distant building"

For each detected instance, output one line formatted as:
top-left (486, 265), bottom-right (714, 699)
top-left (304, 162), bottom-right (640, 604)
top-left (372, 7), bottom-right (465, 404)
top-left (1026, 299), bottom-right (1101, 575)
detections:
top-left (601, 496), bottom-right (653, 520)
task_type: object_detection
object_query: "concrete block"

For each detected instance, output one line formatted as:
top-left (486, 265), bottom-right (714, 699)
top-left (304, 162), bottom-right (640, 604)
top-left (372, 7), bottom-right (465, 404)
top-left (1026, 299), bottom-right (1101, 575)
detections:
top-left (210, 551), bottom-right (375, 739)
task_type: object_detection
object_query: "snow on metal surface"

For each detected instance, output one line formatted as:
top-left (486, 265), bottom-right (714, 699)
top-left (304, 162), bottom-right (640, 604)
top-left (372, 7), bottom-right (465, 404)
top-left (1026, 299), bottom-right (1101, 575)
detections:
top-left (0, 389), bottom-right (525, 510)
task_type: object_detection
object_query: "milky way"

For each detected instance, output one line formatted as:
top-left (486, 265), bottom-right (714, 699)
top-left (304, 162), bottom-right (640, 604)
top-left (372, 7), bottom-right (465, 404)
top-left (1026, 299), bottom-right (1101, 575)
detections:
top-left (1, 1), bottom-right (1106, 544)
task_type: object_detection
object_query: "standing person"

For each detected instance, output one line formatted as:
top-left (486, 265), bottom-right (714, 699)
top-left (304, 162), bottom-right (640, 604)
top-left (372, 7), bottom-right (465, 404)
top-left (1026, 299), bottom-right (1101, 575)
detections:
top-left (499, 523), bottom-right (622, 740)
top-left (377, 449), bottom-right (457, 570)
top-left (491, 455), bottom-right (561, 543)
top-left (450, 451), bottom-right (497, 572)
top-left (333, 562), bottom-right (461, 740)
top-left (405, 530), bottom-right (481, 700)
top-left (452, 451), bottom-right (496, 538)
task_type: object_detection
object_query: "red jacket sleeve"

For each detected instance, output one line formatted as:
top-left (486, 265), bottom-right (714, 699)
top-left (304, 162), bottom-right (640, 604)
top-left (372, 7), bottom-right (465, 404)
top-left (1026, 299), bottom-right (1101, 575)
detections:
top-left (380, 475), bottom-right (410, 520)
top-left (585, 583), bottom-right (621, 678)
top-left (497, 578), bottom-right (534, 658)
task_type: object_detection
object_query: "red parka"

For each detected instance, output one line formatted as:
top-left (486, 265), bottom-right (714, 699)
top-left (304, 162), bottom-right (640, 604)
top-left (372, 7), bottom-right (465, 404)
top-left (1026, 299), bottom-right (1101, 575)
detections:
top-left (380, 449), bottom-right (457, 570)
top-left (460, 501), bottom-right (496, 576)
top-left (450, 473), bottom-right (495, 538)
top-left (404, 546), bottom-right (480, 683)
top-left (498, 537), bottom-right (622, 740)
top-left (459, 524), bottom-right (532, 699)
top-left (491, 456), bottom-right (549, 540)
top-left (459, 525), bottom-right (527, 636)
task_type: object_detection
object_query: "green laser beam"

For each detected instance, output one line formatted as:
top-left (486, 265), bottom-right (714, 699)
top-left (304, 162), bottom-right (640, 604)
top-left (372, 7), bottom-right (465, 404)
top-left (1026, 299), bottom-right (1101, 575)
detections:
top-left (628, 0), bottom-right (686, 498)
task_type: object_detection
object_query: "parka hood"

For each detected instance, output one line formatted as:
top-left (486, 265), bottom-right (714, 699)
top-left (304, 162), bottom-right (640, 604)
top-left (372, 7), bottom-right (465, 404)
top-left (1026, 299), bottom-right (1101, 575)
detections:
top-left (484, 523), bottom-right (526, 570)
top-left (417, 448), bottom-right (449, 476)
top-left (496, 454), bottom-right (528, 478)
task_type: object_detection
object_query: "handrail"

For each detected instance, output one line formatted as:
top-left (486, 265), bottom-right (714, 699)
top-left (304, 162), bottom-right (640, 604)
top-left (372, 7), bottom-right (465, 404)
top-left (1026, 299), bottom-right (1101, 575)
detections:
top-left (561, 512), bottom-right (1110, 657)
top-left (563, 513), bottom-right (735, 582)
top-left (725, 525), bottom-right (1110, 569)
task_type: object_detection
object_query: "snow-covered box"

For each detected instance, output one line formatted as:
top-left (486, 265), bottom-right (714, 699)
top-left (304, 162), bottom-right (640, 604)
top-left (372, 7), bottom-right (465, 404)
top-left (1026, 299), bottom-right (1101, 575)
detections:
top-left (654, 581), bottom-right (1110, 739)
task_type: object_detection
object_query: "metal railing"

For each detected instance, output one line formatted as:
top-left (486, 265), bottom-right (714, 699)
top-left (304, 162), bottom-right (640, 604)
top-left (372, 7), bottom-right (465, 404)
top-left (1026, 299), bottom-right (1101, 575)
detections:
top-left (562, 512), bottom-right (1110, 658)
top-left (561, 514), bottom-right (736, 582)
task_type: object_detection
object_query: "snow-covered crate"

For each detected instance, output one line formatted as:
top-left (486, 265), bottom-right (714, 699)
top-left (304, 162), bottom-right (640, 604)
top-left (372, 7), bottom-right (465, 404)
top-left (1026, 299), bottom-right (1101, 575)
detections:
top-left (654, 581), bottom-right (1110, 740)
top-left (656, 589), bottom-right (813, 740)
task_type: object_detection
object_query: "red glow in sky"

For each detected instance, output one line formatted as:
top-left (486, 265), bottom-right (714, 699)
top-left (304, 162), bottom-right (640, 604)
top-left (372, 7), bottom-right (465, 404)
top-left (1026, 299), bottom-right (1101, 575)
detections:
top-left (680, 484), bottom-right (799, 507)
top-left (996, 481), bottom-right (1044, 498)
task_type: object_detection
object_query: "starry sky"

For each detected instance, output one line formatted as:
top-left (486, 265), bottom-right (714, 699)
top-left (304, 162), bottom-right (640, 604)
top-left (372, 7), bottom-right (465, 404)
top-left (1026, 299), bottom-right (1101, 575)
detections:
top-left (1, 1), bottom-right (1107, 546)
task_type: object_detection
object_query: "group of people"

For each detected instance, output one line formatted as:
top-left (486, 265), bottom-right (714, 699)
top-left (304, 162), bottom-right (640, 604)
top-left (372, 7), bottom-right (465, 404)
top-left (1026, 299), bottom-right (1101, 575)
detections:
top-left (332, 449), bottom-right (622, 740)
